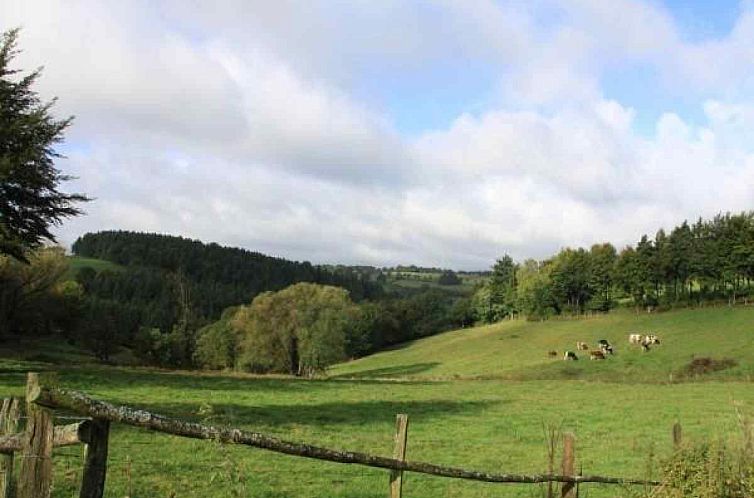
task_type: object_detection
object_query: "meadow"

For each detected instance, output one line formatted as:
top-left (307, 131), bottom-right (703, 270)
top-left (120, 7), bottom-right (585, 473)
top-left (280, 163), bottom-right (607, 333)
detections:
top-left (1, 305), bottom-right (753, 497)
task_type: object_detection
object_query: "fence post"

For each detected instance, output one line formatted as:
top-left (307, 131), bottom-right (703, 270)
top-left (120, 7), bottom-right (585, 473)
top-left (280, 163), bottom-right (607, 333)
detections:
top-left (672, 422), bottom-right (682, 449)
top-left (0, 398), bottom-right (20, 498)
top-left (18, 373), bottom-right (53, 498)
top-left (79, 419), bottom-right (110, 498)
top-left (389, 414), bottom-right (409, 498)
top-left (560, 432), bottom-right (575, 498)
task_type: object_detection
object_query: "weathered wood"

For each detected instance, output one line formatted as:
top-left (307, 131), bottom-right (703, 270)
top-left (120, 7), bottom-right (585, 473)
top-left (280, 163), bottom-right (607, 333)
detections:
top-left (0, 398), bottom-right (20, 498)
top-left (0, 421), bottom-right (92, 453)
top-left (672, 422), bottom-right (682, 448)
top-left (80, 419), bottom-right (109, 498)
top-left (561, 433), bottom-right (575, 498)
top-left (18, 373), bottom-right (53, 498)
top-left (30, 383), bottom-right (659, 486)
top-left (389, 414), bottom-right (409, 498)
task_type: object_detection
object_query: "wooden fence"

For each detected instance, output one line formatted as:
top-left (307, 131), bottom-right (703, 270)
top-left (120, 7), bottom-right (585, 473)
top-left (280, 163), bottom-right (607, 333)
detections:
top-left (1, 373), bottom-right (663, 497)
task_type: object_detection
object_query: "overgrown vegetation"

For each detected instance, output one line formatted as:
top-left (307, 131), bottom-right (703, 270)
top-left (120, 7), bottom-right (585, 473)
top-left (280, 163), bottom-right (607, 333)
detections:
top-left (640, 410), bottom-right (754, 498)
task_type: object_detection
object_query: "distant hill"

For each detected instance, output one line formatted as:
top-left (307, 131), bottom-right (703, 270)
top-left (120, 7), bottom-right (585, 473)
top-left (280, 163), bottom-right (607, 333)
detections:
top-left (330, 305), bottom-right (754, 383)
top-left (71, 231), bottom-right (382, 332)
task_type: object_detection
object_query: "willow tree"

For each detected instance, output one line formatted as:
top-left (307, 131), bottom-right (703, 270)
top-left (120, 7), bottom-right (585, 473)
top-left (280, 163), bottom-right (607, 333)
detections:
top-left (233, 282), bottom-right (357, 376)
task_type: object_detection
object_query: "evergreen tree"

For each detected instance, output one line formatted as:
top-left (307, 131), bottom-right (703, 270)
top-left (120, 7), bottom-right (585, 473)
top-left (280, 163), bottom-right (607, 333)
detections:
top-left (0, 29), bottom-right (88, 261)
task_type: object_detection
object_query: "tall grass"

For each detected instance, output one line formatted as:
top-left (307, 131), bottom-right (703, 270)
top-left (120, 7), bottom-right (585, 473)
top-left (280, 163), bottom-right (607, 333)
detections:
top-left (642, 408), bottom-right (754, 498)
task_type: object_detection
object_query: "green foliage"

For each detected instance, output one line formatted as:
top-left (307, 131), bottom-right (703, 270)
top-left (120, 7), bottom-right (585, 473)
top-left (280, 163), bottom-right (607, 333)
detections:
top-left (438, 270), bottom-right (462, 285)
top-left (194, 307), bottom-right (241, 370)
top-left (234, 283), bottom-right (357, 376)
top-left (648, 438), bottom-right (754, 498)
top-left (0, 246), bottom-right (81, 338)
top-left (515, 259), bottom-right (558, 320)
top-left (0, 29), bottom-right (88, 261)
top-left (472, 211), bottom-right (754, 322)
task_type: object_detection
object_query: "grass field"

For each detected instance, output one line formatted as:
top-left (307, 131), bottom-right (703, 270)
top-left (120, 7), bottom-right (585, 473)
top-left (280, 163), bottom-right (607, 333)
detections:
top-left (1, 306), bottom-right (753, 497)
top-left (66, 256), bottom-right (123, 278)
top-left (331, 305), bottom-right (754, 382)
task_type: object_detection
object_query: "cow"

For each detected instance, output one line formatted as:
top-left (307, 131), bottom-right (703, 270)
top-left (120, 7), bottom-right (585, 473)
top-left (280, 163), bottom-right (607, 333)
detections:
top-left (629, 334), bottom-right (643, 344)
top-left (576, 341), bottom-right (589, 351)
top-left (563, 351), bottom-right (579, 361)
top-left (598, 339), bottom-right (614, 355)
top-left (589, 350), bottom-right (606, 360)
top-left (645, 334), bottom-right (660, 345)
top-left (547, 350), bottom-right (558, 358)
top-left (639, 334), bottom-right (660, 352)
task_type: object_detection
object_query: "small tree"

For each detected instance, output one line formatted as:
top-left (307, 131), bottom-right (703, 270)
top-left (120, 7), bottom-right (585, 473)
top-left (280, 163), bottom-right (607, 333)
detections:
top-left (0, 28), bottom-right (88, 261)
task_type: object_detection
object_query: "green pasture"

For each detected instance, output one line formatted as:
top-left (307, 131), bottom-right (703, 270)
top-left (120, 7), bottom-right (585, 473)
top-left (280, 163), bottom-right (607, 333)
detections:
top-left (66, 256), bottom-right (123, 278)
top-left (1, 305), bottom-right (753, 497)
top-left (331, 305), bottom-right (754, 382)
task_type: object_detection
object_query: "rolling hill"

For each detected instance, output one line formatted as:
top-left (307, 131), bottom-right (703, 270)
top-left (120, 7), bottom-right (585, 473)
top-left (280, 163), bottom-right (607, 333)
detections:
top-left (330, 305), bottom-right (754, 382)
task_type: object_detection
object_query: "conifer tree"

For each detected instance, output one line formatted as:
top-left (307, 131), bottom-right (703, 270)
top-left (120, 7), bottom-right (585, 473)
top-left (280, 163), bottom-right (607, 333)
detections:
top-left (0, 28), bottom-right (88, 261)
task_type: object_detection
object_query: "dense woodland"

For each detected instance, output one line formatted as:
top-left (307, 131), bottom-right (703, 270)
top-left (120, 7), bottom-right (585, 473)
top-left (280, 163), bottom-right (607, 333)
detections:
top-left (2, 212), bottom-right (754, 373)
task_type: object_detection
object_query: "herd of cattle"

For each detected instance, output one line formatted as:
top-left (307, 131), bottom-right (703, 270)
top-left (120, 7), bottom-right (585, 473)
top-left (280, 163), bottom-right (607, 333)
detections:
top-left (548, 334), bottom-right (661, 361)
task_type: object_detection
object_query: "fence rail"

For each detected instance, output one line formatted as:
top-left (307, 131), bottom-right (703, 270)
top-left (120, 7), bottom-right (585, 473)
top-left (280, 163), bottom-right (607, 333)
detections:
top-left (3, 372), bottom-right (664, 497)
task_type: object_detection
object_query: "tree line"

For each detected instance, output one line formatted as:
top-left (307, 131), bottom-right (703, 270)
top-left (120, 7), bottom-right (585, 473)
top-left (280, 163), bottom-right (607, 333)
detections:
top-left (472, 211), bottom-right (754, 322)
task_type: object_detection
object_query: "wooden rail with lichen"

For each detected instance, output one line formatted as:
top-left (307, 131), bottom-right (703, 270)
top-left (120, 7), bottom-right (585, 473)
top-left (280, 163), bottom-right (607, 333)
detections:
top-left (27, 375), bottom-right (661, 488)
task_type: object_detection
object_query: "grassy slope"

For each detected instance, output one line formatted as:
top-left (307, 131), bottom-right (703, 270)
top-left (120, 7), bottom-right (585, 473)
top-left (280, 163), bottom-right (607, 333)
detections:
top-left (66, 256), bottom-right (122, 277)
top-left (1, 306), bottom-right (753, 497)
top-left (330, 306), bottom-right (754, 382)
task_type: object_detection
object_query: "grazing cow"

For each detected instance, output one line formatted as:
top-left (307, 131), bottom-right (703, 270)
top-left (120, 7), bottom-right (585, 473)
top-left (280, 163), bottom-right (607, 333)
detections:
top-left (645, 334), bottom-right (660, 345)
top-left (629, 334), bottom-right (643, 344)
top-left (548, 350), bottom-right (558, 358)
top-left (576, 341), bottom-right (589, 351)
top-left (639, 334), bottom-right (660, 352)
top-left (563, 351), bottom-right (579, 361)
top-left (589, 350), bottom-right (606, 360)
top-left (600, 343), bottom-right (614, 355)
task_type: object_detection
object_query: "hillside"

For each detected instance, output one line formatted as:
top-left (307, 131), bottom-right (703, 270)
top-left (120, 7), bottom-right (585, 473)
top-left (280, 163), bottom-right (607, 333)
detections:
top-left (330, 305), bottom-right (754, 382)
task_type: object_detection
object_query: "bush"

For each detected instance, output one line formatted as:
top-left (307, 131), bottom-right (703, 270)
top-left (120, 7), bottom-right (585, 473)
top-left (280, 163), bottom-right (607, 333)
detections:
top-left (647, 441), bottom-right (754, 497)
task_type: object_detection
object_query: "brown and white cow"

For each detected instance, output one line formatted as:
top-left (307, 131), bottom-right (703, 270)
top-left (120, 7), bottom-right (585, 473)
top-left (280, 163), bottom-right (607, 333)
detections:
top-left (576, 341), bottom-right (589, 351)
top-left (589, 350), bottom-right (606, 360)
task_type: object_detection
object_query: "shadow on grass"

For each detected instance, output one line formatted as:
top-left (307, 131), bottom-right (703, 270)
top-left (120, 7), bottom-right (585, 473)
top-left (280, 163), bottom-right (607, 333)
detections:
top-left (331, 362), bottom-right (440, 379)
top-left (136, 398), bottom-right (501, 429)
top-left (0, 363), bottom-right (443, 401)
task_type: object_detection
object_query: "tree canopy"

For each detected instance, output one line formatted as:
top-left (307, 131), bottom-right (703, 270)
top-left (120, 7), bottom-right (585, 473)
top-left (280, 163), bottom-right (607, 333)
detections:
top-left (0, 28), bottom-right (88, 261)
top-left (233, 283), bottom-right (358, 376)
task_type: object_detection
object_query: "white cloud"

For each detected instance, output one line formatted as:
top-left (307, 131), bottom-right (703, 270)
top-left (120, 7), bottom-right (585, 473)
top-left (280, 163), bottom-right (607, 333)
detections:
top-left (3, 0), bottom-right (754, 270)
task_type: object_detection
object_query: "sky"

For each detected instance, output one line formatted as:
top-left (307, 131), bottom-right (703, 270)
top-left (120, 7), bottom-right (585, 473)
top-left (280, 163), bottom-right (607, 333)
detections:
top-left (3, 0), bottom-right (754, 270)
